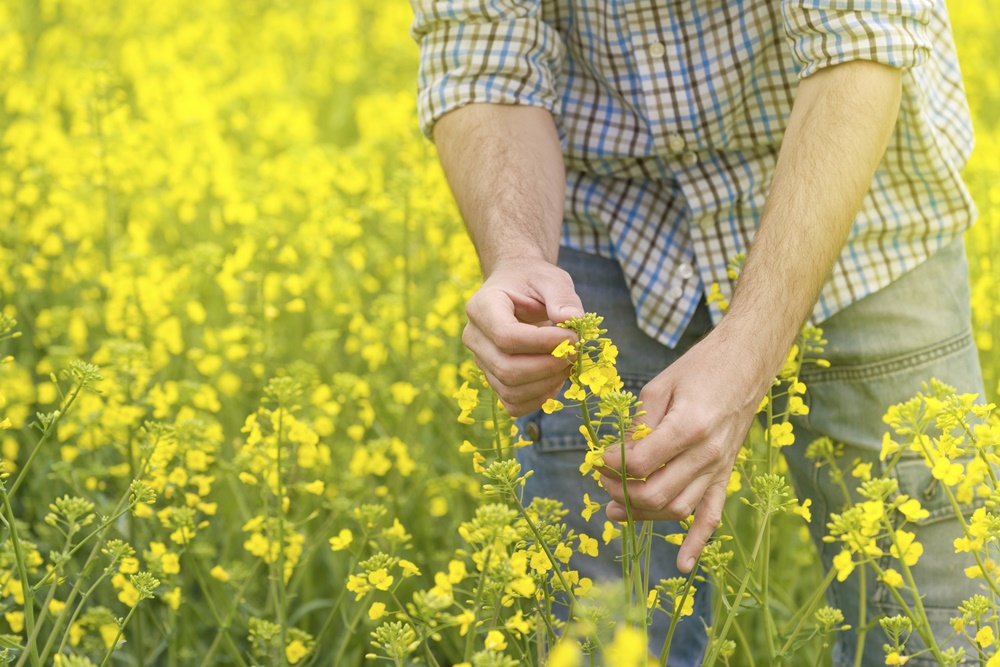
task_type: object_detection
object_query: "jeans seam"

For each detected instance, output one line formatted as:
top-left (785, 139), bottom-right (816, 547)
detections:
top-left (799, 330), bottom-right (973, 384)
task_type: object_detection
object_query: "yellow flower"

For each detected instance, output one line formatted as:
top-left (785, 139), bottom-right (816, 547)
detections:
top-left (302, 480), bottom-right (325, 495)
top-left (399, 559), bottom-right (422, 577)
top-left (631, 423), bottom-right (652, 440)
top-left (769, 422), bottom-right (794, 447)
top-left (161, 553), bottom-right (181, 575)
top-left (484, 629), bottom-right (507, 652)
top-left (880, 433), bottom-right (900, 461)
top-left (531, 550), bottom-right (552, 573)
top-left (447, 560), bottom-right (467, 583)
top-left (578, 534), bottom-right (598, 557)
top-left (542, 398), bottom-right (564, 413)
top-left (454, 609), bottom-right (475, 636)
top-left (505, 610), bottom-right (531, 636)
top-left (581, 493), bottom-right (601, 522)
top-left (548, 640), bottom-right (582, 667)
top-left (677, 590), bottom-right (696, 617)
top-left (890, 530), bottom-right (923, 567)
top-left (551, 340), bottom-right (575, 359)
top-left (851, 461), bottom-right (873, 481)
top-left (368, 602), bottom-right (386, 620)
top-left (897, 498), bottom-right (929, 523)
top-left (885, 652), bottom-right (908, 665)
top-left (833, 549), bottom-right (854, 582)
top-left (726, 470), bottom-right (742, 495)
top-left (368, 568), bottom-right (393, 591)
top-left (881, 569), bottom-right (904, 588)
top-left (163, 587), bottom-right (182, 611)
top-left (931, 458), bottom-right (964, 486)
top-left (603, 521), bottom-right (622, 544)
top-left (286, 639), bottom-right (309, 664)
top-left (979, 626), bottom-right (996, 648)
top-left (793, 498), bottom-right (812, 523)
top-left (4, 611), bottom-right (24, 633)
top-left (210, 565), bottom-right (230, 582)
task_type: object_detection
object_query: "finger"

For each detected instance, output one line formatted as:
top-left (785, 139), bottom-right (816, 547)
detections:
top-left (529, 272), bottom-right (584, 324)
top-left (624, 406), bottom-right (714, 480)
top-left (677, 481), bottom-right (726, 573)
top-left (481, 367), bottom-right (568, 417)
top-left (469, 342), bottom-right (573, 388)
top-left (635, 466), bottom-right (714, 516)
top-left (465, 295), bottom-right (577, 356)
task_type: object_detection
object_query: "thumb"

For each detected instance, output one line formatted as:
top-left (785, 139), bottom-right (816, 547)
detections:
top-left (531, 268), bottom-right (584, 323)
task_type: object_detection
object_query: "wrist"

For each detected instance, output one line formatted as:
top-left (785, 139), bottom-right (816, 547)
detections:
top-left (708, 313), bottom-right (793, 395)
top-left (481, 248), bottom-right (558, 278)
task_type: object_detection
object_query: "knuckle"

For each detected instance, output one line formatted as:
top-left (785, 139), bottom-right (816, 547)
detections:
top-left (634, 483), bottom-right (668, 511)
top-left (698, 440), bottom-right (724, 463)
top-left (629, 453), bottom-right (657, 480)
top-left (703, 508), bottom-right (723, 530)
top-left (684, 415), bottom-right (712, 442)
top-left (492, 331), bottom-right (516, 354)
top-left (492, 359), bottom-right (514, 385)
top-left (666, 499), bottom-right (692, 519)
top-left (464, 293), bottom-right (481, 320)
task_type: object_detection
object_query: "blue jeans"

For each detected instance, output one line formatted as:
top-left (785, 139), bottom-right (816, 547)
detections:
top-left (515, 240), bottom-right (984, 666)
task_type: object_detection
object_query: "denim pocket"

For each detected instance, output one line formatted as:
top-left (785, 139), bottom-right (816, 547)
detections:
top-left (883, 454), bottom-right (988, 526)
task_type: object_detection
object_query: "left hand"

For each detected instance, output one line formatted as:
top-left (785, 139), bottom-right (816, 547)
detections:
top-left (598, 328), bottom-right (772, 572)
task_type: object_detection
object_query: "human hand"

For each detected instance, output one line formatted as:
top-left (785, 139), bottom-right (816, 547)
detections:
top-left (462, 258), bottom-right (584, 417)
top-left (598, 330), bottom-right (773, 572)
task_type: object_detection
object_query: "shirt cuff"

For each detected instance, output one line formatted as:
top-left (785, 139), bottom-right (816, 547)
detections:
top-left (782, 0), bottom-right (933, 79)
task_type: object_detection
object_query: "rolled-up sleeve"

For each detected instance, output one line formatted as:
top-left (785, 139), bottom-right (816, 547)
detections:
top-left (409, 0), bottom-right (565, 140)
top-left (781, 0), bottom-right (934, 79)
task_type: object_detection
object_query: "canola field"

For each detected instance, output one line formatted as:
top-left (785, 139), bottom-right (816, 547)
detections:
top-left (0, 0), bottom-right (997, 666)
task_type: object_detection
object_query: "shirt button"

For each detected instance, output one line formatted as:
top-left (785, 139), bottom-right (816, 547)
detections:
top-left (682, 151), bottom-right (699, 166)
top-left (667, 134), bottom-right (686, 152)
top-left (667, 285), bottom-right (684, 302)
top-left (678, 263), bottom-right (694, 280)
top-left (648, 42), bottom-right (666, 58)
top-left (697, 217), bottom-right (713, 230)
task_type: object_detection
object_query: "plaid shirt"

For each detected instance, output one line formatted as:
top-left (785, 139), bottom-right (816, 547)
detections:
top-left (410, 0), bottom-right (975, 348)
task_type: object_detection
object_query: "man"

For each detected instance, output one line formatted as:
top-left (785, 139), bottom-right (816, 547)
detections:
top-left (409, 0), bottom-right (983, 664)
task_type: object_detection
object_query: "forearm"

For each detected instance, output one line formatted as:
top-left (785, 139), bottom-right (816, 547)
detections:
top-left (433, 103), bottom-right (565, 276)
top-left (717, 60), bottom-right (903, 385)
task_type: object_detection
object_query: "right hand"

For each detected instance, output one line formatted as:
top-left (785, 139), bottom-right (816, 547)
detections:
top-left (462, 258), bottom-right (584, 417)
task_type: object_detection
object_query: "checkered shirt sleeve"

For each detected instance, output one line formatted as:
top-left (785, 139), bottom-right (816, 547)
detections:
top-left (409, 0), bottom-right (565, 140)
top-left (782, 0), bottom-right (934, 78)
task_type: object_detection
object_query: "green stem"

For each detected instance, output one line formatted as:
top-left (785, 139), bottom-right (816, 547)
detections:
top-left (853, 562), bottom-right (866, 667)
top-left (660, 553), bottom-right (702, 666)
top-left (275, 408), bottom-right (288, 667)
top-left (511, 501), bottom-right (579, 628)
top-left (778, 566), bottom-right (836, 657)
top-left (99, 602), bottom-right (141, 667)
top-left (464, 548), bottom-right (492, 661)
top-left (703, 500), bottom-right (772, 666)
top-left (198, 562), bottom-right (260, 667)
top-left (9, 383), bottom-right (84, 499)
top-left (331, 591), bottom-right (373, 667)
top-left (1, 485), bottom-right (39, 667)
